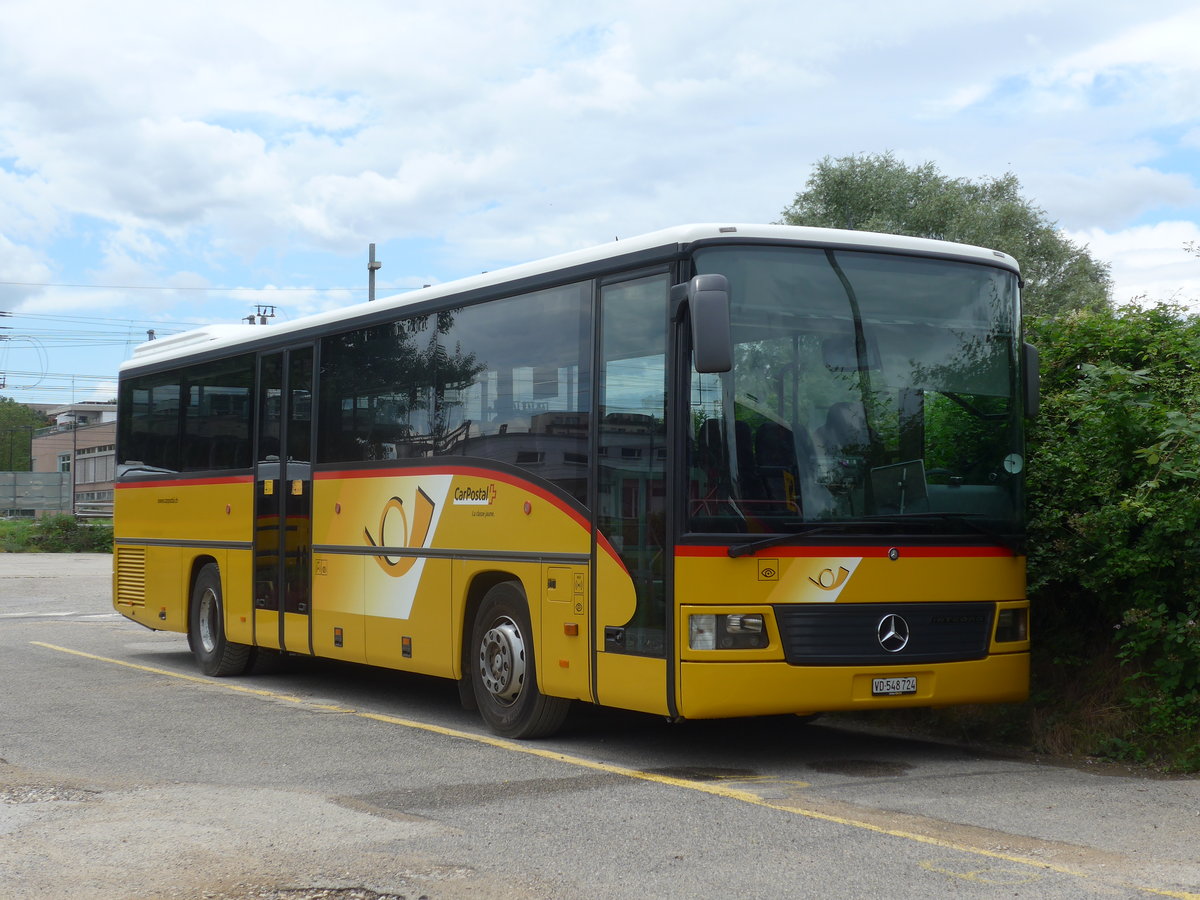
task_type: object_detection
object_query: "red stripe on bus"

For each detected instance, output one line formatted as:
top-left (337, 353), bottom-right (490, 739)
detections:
top-left (675, 544), bottom-right (1015, 558)
top-left (115, 475), bottom-right (254, 489)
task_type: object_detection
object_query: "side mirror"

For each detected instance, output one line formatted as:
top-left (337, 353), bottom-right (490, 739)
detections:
top-left (688, 274), bottom-right (732, 373)
top-left (1022, 342), bottom-right (1040, 419)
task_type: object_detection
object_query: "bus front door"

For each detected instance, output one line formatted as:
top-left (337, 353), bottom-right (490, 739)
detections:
top-left (254, 347), bottom-right (314, 654)
top-left (594, 273), bottom-right (671, 715)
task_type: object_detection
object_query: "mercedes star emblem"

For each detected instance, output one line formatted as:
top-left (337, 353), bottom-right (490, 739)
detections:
top-left (877, 614), bottom-right (910, 652)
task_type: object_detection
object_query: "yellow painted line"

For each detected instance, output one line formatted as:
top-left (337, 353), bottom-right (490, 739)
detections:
top-left (919, 859), bottom-right (1041, 886)
top-left (31, 641), bottom-right (1199, 900)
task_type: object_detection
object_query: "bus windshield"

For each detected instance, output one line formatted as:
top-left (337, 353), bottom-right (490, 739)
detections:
top-left (688, 245), bottom-right (1024, 540)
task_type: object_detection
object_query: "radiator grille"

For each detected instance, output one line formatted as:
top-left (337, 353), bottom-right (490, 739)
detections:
top-left (774, 602), bottom-right (994, 666)
top-left (114, 547), bottom-right (146, 608)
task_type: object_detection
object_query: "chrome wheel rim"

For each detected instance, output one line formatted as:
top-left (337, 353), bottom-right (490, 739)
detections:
top-left (198, 587), bottom-right (218, 654)
top-left (478, 616), bottom-right (526, 705)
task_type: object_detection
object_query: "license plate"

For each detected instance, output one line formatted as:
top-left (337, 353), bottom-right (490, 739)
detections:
top-left (872, 676), bottom-right (917, 696)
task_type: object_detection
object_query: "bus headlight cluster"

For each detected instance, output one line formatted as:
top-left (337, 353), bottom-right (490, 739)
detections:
top-left (688, 614), bottom-right (768, 650)
top-left (995, 608), bottom-right (1028, 642)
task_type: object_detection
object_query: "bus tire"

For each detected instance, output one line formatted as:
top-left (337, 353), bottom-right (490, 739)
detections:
top-left (188, 563), bottom-right (253, 677)
top-left (470, 581), bottom-right (569, 739)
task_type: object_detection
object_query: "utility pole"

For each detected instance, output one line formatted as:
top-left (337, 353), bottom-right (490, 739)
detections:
top-left (368, 243), bottom-right (382, 302)
top-left (71, 397), bottom-right (78, 517)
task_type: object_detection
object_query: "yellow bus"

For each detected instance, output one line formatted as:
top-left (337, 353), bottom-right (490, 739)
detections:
top-left (113, 224), bottom-right (1035, 738)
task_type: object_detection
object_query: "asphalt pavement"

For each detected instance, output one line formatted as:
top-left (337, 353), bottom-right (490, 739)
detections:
top-left (2, 553), bottom-right (1198, 899)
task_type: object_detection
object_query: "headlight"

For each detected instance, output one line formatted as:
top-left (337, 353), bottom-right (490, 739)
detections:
top-left (689, 613), bottom-right (769, 650)
top-left (689, 614), bottom-right (716, 650)
top-left (995, 608), bottom-right (1028, 642)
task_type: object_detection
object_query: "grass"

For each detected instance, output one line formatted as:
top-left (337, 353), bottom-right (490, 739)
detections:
top-left (0, 515), bottom-right (113, 553)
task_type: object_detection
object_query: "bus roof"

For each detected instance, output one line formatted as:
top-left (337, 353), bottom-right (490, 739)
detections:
top-left (121, 223), bottom-right (1020, 372)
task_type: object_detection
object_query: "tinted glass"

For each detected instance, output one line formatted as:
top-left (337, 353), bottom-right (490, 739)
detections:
top-left (599, 273), bottom-right (669, 656)
top-left (181, 354), bottom-right (255, 471)
top-left (688, 246), bottom-right (1023, 537)
top-left (118, 354), bottom-right (255, 475)
top-left (118, 372), bottom-right (182, 472)
top-left (319, 282), bottom-right (592, 504)
top-left (288, 349), bottom-right (313, 464)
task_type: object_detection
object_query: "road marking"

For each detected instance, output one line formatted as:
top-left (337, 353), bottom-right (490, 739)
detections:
top-left (30, 640), bottom-right (1199, 900)
top-left (919, 859), bottom-right (1042, 886)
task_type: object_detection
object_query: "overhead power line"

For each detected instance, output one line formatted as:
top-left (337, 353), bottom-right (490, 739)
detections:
top-left (5, 311), bottom-right (200, 327)
top-left (0, 369), bottom-right (113, 381)
top-left (1, 280), bottom-right (364, 294)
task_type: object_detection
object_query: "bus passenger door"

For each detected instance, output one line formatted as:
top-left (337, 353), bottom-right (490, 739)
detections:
top-left (593, 273), bottom-right (671, 715)
top-left (254, 347), bottom-right (314, 654)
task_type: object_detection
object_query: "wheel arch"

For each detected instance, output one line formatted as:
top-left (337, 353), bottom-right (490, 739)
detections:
top-left (464, 574), bottom-right (570, 738)
top-left (459, 569), bottom-right (524, 680)
top-left (186, 554), bottom-right (221, 625)
top-left (187, 552), bottom-right (253, 676)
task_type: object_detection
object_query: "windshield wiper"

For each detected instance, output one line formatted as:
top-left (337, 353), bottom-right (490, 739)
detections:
top-left (117, 462), bottom-right (178, 477)
top-left (726, 513), bottom-right (1021, 558)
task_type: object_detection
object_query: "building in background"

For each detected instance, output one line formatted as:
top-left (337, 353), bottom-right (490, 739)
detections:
top-left (30, 402), bottom-right (117, 517)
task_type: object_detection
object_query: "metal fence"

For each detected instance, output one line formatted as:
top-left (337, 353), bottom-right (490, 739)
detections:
top-left (0, 472), bottom-right (72, 516)
top-left (75, 501), bottom-right (114, 518)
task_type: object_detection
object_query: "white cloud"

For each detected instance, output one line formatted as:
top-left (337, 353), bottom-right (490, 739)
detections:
top-left (1065, 221), bottom-right (1200, 307)
top-left (0, 169), bottom-right (62, 244)
top-left (1035, 168), bottom-right (1199, 230)
top-left (1049, 6), bottom-right (1200, 82)
top-left (902, 5), bottom-right (1200, 230)
top-left (0, 233), bottom-right (54, 307)
top-left (87, 380), bottom-right (119, 402)
top-left (0, 233), bottom-right (51, 280)
top-left (1, 0), bottom-right (1200, 400)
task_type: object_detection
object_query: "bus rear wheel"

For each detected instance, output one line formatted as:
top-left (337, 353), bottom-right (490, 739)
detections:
top-left (470, 581), bottom-right (569, 739)
top-left (188, 563), bottom-right (253, 676)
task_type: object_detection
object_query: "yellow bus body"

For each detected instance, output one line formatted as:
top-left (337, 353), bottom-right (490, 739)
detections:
top-left (113, 476), bottom-right (255, 643)
top-left (115, 467), bottom-right (1028, 720)
top-left (673, 548), bottom-right (1028, 718)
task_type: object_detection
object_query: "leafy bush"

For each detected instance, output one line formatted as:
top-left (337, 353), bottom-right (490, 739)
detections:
top-left (0, 519), bottom-right (34, 552)
top-left (1025, 303), bottom-right (1200, 767)
top-left (10, 515), bottom-right (114, 553)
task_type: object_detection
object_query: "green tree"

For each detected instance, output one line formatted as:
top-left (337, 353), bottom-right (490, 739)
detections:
top-left (0, 397), bottom-right (46, 470)
top-left (780, 152), bottom-right (1112, 318)
top-left (1025, 303), bottom-right (1200, 765)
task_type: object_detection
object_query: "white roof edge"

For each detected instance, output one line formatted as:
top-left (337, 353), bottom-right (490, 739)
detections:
top-left (121, 224), bottom-right (1019, 371)
top-left (129, 323), bottom-right (264, 360)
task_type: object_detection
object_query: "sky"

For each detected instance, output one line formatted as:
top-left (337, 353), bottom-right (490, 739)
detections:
top-left (1, 0), bottom-right (1198, 406)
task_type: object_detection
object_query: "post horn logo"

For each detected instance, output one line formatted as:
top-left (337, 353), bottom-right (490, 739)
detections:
top-left (808, 566), bottom-right (851, 591)
top-left (363, 488), bottom-right (436, 576)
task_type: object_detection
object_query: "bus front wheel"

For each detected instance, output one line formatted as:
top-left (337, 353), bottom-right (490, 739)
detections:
top-left (188, 563), bottom-right (253, 677)
top-left (470, 581), bottom-right (569, 739)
